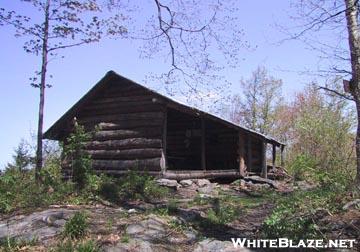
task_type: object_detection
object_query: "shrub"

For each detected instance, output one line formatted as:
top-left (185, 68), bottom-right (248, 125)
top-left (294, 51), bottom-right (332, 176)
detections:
top-left (206, 204), bottom-right (239, 225)
top-left (63, 212), bottom-right (88, 239)
top-left (64, 122), bottom-right (92, 190)
top-left (119, 171), bottom-right (168, 201)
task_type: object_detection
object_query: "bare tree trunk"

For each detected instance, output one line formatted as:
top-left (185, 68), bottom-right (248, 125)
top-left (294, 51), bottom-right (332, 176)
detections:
top-left (345, 0), bottom-right (360, 188)
top-left (35, 0), bottom-right (50, 181)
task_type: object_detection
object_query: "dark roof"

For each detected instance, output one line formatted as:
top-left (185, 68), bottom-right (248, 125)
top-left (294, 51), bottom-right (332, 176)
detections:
top-left (44, 71), bottom-right (285, 146)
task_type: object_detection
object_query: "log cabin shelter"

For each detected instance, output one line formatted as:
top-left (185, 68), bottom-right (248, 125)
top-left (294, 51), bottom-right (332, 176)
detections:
top-left (44, 71), bottom-right (285, 180)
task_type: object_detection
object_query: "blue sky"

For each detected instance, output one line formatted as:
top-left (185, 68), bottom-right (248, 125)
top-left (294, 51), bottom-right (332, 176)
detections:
top-left (0, 1), bottom-right (348, 167)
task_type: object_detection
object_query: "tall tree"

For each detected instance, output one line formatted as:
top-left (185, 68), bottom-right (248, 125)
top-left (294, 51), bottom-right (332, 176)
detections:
top-left (283, 0), bottom-right (360, 188)
top-left (0, 0), bottom-right (126, 180)
top-left (228, 66), bottom-right (283, 135)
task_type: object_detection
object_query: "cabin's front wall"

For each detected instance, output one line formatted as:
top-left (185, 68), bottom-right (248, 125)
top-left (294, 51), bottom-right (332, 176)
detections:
top-left (62, 79), bottom-right (166, 176)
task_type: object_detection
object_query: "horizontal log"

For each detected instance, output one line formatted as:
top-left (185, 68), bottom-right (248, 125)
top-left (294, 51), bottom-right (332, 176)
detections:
top-left (78, 112), bottom-right (164, 124)
top-left (86, 148), bottom-right (162, 159)
top-left (163, 169), bottom-right (239, 179)
top-left (92, 128), bottom-right (162, 140)
top-left (92, 158), bottom-right (161, 171)
top-left (93, 119), bottom-right (163, 130)
top-left (85, 138), bottom-right (162, 150)
top-left (89, 100), bottom-right (157, 108)
top-left (93, 170), bottom-right (162, 176)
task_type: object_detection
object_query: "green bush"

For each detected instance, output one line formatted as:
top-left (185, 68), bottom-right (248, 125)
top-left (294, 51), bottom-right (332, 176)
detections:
top-left (119, 170), bottom-right (168, 201)
top-left (261, 186), bottom-right (351, 241)
top-left (0, 163), bottom-right (74, 214)
top-left (64, 122), bottom-right (93, 190)
top-left (206, 204), bottom-right (239, 225)
top-left (63, 212), bottom-right (88, 239)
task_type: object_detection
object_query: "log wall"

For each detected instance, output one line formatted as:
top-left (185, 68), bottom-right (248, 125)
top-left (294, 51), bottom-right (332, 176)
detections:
top-left (63, 79), bottom-right (165, 174)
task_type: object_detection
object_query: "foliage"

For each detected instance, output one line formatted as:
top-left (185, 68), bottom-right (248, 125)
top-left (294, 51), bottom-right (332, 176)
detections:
top-left (119, 170), bottom-right (168, 201)
top-left (64, 122), bottom-right (93, 190)
top-left (262, 184), bottom-right (351, 241)
top-left (0, 237), bottom-right (37, 252)
top-left (0, 162), bottom-right (73, 214)
top-left (63, 212), bottom-right (88, 239)
top-left (53, 240), bottom-right (99, 252)
top-left (206, 199), bottom-right (240, 225)
top-left (4, 139), bottom-right (33, 172)
top-left (76, 240), bottom-right (99, 252)
top-left (228, 66), bottom-right (283, 135)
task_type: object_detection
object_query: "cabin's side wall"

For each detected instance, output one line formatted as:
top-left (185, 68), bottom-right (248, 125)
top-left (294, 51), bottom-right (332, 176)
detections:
top-left (63, 79), bottom-right (165, 175)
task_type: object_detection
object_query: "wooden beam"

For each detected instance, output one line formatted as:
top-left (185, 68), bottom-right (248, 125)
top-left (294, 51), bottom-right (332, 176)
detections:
top-left (280, 145), bottom-right (285, 168)
top-left (201, 117), bottom-right (206, 170)
top-left (163, 169), bottom-right (239, 179)
top-left (238, 132), bottom-right (246, 177)
top-left (272, 144), bottom-right (276, 171)
top-left (261, 141), bottom-right (267, 178)
top-left (247, 135), bottom-right (252, 172)
top-left (160, 109), bottom-right (168, 173)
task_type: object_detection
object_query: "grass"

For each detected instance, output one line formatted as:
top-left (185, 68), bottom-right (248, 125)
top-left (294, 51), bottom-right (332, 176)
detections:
top-left (63, 212), bottom-right (88, 239)
top-left (0, 237), bottom-right (38, 252)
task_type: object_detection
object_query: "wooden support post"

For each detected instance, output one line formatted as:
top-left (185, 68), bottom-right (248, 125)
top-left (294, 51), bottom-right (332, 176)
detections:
top-left (160, 109), bottom-right (167, 172)
top-left (201, 117), bottom-right (206, 170)
top-left (261, 141), bottom-right (267, 178)
top-left (247, 135), bottom-right (252, 172)
top-left (280, 145), bottom-right (285, 168)
top-left (272, 144), bottom-right (276, 171)
top-left (238, 132), bottom-right (246, 177)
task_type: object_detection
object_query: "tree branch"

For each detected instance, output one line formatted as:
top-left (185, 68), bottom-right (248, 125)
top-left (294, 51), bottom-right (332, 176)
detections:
top-left (317, 86), bottom-right (354, 101)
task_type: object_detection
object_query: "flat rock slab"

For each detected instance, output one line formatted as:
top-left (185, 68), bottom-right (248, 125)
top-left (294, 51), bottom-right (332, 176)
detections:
top-left (103, 239), bottom-right (153, 252)
top-left (126, 214), bottom-right (168, 242)
top-left (0, 208), bottom-right (77, 243)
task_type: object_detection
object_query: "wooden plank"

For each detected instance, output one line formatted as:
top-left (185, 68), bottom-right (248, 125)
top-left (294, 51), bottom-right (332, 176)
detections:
top-left (238, 132), bottom-right (246, 177)
top-left (92, 128), bottom-right (162, 140)
top-left (78, 112), bottom-right (164, 124)
top-left (201, 117), bottom-right (206, 170)
top-left (86, 148), bottom-right (162, 159)
top-left (280, 145), bottom-right (285, 168)
top-left (160, 109), bottom-right (167, 172)
top-left (261, 141), bottom-right (267, 178)
top-left (272, 144), bottom-right (276, 171)
top-left (247, 135), bottom-right (252, 172)
top-left (92, 158), bottom-right (161, 171)
top-left (95, 119), bottom-right (163, 130)
top-left (163, 169), bottom-right (239, 179)
top-left (85, 138), bottom-right (162, 150)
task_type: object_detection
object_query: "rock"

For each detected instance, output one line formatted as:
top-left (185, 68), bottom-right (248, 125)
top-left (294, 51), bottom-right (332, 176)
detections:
top-left (180, 179), bottom-right (193, 187)
top-left (343, 199), bottom-right (360, 210)
top-left (196, 179), bottom-right (211, 187)
top-left (0, 208), bottom-right (76, 244)
top-left (103, 239), bottom-right (153, 252)
top-left (193, 239), bottom-right (250, 252)
top-left (184, 230), bottom-right (197, 243)
top-left (128, 209), bottom-right (137, 214)
top-left (197, 183), bottom-right (217, 195)
top-left (126, 215), bottom-right (167, 241)
top-left (243, 176), bottom-right (279, 189)
top-left (156, 179), bottom-right (181, 189)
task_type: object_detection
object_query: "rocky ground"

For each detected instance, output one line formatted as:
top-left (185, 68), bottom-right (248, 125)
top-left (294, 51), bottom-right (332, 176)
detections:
top-left (0, 177), bottom-right (358, 251)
